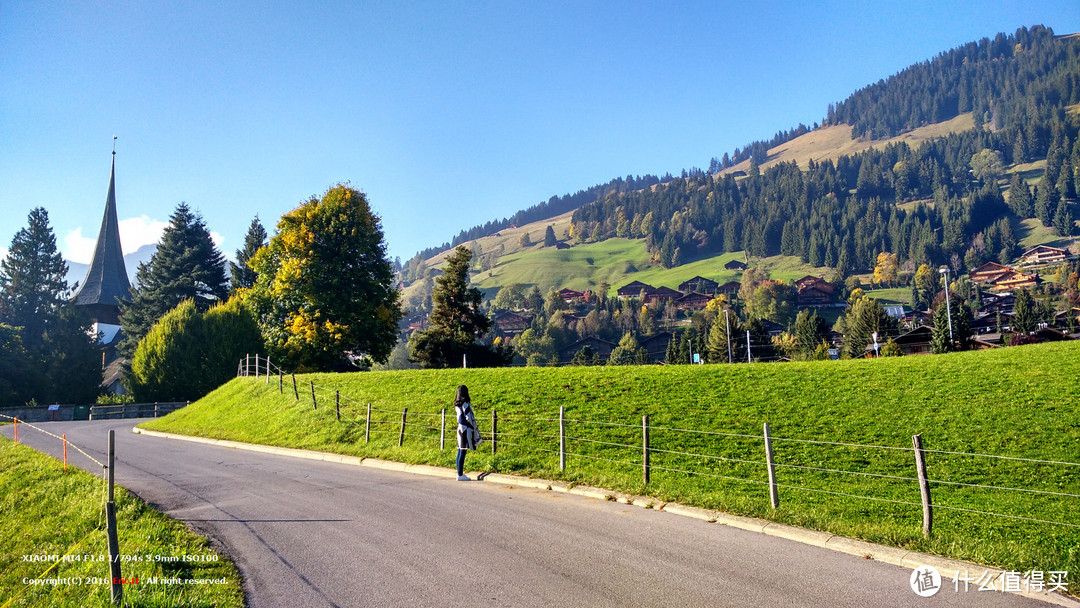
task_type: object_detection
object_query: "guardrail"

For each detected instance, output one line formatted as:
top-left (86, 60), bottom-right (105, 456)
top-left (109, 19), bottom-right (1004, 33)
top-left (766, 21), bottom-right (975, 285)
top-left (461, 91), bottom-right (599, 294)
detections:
top-left (89, 402), bottom-right (189, 420)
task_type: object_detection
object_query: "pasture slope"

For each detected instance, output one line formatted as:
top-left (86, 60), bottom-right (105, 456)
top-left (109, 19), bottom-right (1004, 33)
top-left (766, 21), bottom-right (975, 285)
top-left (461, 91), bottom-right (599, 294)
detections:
top-left (144, 341), bottom-right (1080, 596)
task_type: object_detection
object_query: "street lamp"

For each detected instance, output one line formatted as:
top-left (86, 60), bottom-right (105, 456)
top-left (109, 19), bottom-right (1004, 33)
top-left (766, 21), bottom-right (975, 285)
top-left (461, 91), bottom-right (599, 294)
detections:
top-left (938, 266), bottom-right (953, 343)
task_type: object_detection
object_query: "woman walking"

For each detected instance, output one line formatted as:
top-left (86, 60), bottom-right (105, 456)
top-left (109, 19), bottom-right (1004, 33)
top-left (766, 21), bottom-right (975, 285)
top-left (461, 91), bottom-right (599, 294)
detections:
top-left (454, 385), bottom-right (480, 481)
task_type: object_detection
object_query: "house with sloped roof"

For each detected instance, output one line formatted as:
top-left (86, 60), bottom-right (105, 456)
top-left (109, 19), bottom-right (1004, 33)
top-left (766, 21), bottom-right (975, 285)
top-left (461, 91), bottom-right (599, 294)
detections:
top-left (617, 280), bottom-right (655, 298)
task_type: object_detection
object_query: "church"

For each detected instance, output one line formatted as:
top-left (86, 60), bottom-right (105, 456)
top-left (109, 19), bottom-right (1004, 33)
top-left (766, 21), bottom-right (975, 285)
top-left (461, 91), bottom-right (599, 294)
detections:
top-left (70, 149), bottom-right (131, 394)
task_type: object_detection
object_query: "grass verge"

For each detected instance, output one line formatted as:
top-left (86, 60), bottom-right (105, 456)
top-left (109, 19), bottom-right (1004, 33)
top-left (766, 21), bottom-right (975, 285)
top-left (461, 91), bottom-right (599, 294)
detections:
top-left (0, 437), bottom-right (244, 607)
top-left (144, 342), bottom-right (1080, 597)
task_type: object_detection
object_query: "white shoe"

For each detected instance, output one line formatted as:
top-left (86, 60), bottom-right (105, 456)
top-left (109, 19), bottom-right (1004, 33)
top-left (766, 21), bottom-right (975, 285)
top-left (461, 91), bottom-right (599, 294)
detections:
top-left (457, 475), bottom-right (471, 481)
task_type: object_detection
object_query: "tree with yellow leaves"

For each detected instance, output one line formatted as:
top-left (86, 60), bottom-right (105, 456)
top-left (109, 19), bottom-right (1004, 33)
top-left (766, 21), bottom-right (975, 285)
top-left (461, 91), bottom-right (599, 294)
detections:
top-left (247, 184), bottom-right (401, 371)
top-left (872, 252), bottom-right (899, 287)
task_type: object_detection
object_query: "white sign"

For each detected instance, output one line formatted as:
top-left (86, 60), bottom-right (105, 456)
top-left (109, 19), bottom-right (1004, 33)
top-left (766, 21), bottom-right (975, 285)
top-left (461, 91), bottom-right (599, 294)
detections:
top-left (47, 405), bottom-right (60, 411)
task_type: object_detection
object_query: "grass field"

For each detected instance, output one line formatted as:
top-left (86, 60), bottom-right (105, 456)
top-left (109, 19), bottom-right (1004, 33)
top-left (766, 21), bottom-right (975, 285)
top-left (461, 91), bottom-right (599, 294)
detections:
top-left (0, 438), bottom-right (243, 608)
top-left (144, 342), bottom-right (1080, 594)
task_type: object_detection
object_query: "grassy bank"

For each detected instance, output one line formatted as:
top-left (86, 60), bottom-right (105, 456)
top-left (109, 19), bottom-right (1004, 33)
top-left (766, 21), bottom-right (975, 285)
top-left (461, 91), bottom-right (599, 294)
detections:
top-left (0, 438), bottom-right (243, 607)
top-left (144, 342), bottom-right (1080, 593)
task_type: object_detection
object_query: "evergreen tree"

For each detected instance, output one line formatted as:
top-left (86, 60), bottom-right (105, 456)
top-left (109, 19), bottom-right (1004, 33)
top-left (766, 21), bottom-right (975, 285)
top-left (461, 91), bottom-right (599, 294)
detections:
top-left (608, 331), bottom-right (646, 365)
top-left (0, 208), bottom-right (70, 349)
top-left (409, 246), bottom-right (494, 368)
top-left (1011, 288), bottom-right (1037, 334)
top-left (544, 225), bottom-right (557, 247)
top-left (229, 216), bottom-right (267, 292)
top-left (843, 296), bottom-right (893, 359)
top-left (1052, 198), bottom-right (1075, 237)
top-left (1006, 174), bottom-right (1033, 217)
top-left (119, 203), bottom-right (229, 358)
top-left (0, 208), bottom-right (101, 404)
top-left (793, 309), bottom-right (828, 359)
top-left (707, 309), bottom-right (743, 363)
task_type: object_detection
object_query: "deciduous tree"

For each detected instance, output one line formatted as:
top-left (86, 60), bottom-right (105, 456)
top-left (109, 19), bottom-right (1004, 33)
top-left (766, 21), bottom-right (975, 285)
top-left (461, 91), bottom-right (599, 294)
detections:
top-left (250, 186), bottom-right (401, 370)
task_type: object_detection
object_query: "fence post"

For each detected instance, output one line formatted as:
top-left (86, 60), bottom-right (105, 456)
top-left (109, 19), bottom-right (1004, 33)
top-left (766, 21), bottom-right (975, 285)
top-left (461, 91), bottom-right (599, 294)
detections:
top-left (266, 356), bottom-right (270, 385)
top-left (365, 403), bottom-right (371, 443)
top-left (106, 429), bottom-right (122, 604)
top-left (764, 422), bottom-right (779, 508)
top-left (254, 354), bottom-right (259, 379)
top-left (245, 353), bottom-right (250, 376)
top-left (292, 374), bottom-right (298, 400)
top-left (440, 409), bottom-right (446, 450)
top-left (310, 381), bottom-right (317, 410)
top-left (398, 408), bottom-right (408, 447)
top-left (491, 410), bottom-right (498, 455)
top-left (559, 406), bottom-right (565, 471)
top-left (335, 391), bottom-right (340, 421)
top-left (912, 434), bottom-right (933, 538)
top-left (12, 418), bottom-right (16, 443)
top-left (642, 414), bottom-right (650, 486)
top-left (155, 402), bottom-right (159, 417)
top-left (279, 370), bottom-right (283, 393)
top-left (63, 433), bottom-right (67, 471)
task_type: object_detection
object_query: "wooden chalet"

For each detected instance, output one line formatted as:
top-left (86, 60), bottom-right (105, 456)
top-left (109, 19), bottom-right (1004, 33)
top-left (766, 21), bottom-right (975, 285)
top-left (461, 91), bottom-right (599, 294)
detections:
top-left (724, 259), bottom-right (747, 271)
top-left (644, 286), bottom-right (682, 306)
top-left (558, 337), bottom-right (616, 364)
top-left (990, 271), bottom-right (1041, 292)
top-left (558, 288), bottom-right (589, 304)
top-left (678, 276), bottom-right (719, 294)
top-left (890, 326), bottom-right (933, 356)
top-left (493, 310), bottom-right (532, 336)
top-left (969, 261), bottom-right (1013, 283)
top-left (795, 276), bottom-right (836, 307)
top-left (757, 319), bottom-right (784, 337)
top-left (675, 291), bottom-right (711, 310)
top-left (640, 331), bottom-right (674, 363)
top-left (717, 281), bottom-right (741, 296)
top-left (1019, 245), bottom-right (1068, 265)
top-left (980, 293), bottom-right (1015, 315)
top-left (617, 280), bottom-right (655, 299)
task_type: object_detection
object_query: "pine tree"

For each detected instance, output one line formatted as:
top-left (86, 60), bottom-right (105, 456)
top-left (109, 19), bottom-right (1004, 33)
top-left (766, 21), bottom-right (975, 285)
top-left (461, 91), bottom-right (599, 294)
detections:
top-left (119, 203), bottom-right (229, 358)
top-left (0, 208), bottom-right (70, 349)
top-left (0, 208), bottom-right (101, 404)
top-left (1053, 198), bottom-right (1075, 237)
top-left (1011, 288), bottom-right (1036, 334)
top-left (229, 216), bottom-right (267, 292)
top-left (1006, 173), bottom-right (1032, 217)
top-left (409, 246), bottom-right (492, 368)
top-left (544, 225), bottom-right (557, 247)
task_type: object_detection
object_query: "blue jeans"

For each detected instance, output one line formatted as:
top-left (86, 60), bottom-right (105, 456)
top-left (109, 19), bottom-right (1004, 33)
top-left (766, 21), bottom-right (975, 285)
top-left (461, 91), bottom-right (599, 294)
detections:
top-left (456, 449), bottom-right (466, 476)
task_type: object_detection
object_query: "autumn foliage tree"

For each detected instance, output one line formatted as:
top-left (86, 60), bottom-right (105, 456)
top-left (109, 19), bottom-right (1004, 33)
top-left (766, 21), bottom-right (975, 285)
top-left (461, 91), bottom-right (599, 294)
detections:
top-left (247, 185), bottom-right (402, 371)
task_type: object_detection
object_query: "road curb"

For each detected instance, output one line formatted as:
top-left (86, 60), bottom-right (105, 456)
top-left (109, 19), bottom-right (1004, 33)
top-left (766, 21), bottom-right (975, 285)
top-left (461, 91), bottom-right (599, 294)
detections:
top-left (131, 426), bottom-right (1078, 607)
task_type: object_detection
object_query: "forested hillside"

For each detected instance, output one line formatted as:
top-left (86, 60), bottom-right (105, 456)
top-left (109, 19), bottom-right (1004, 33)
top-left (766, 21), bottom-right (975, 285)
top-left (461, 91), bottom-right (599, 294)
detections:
top-left (570, 26), bottom-right (1079, 276)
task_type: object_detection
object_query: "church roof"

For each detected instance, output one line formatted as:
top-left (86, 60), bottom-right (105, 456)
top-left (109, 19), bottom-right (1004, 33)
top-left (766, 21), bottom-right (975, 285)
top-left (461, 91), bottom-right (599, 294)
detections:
top-left (72, 153), bottom-right (131, 318)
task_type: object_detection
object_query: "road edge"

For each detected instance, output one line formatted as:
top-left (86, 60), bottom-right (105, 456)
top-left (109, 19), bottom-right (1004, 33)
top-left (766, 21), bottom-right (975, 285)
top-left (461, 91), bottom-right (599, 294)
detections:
top-left (131, 426), bottom-right (1078, 607)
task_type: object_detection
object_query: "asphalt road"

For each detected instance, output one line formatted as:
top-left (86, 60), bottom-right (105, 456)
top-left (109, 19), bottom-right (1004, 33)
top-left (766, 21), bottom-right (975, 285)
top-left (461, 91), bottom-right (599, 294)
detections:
top-left (2, 419), bottom-right (1064, 607)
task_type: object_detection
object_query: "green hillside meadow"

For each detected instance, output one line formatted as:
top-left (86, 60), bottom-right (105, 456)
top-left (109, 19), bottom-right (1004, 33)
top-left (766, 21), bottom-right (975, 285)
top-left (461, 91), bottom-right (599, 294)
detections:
top-left (143, 341), bottom-right (1080, 592)
top-left (0, 438), bottom-right (243, 607)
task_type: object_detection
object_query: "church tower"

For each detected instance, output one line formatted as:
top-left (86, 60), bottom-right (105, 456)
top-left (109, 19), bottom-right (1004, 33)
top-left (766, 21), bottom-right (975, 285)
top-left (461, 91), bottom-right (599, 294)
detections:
top-left (71, 150), bottom-right (131, 327)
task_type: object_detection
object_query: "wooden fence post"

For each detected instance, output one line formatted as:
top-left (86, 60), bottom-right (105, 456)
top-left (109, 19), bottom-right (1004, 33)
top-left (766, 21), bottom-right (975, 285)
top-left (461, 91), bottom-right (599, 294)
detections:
top-left (245, 353), bottom-right (250, 376)
top-left (63, 434), bottom-right (67, 471)
top-left (335, 391), bottom-right (340, 421)
top-left (398, 408), bottom-right (408, 446)
top-left (365, 403), bottom-right (371, 443)
top-left (491, 410), bottom-right (498, 455)
top-left (642, 414), bottom-right (650, 486)
top-left (254, 354), bottom-right (259, 379)
top-left (292, 374), bottom-right (298, 400)
top-left (279, 370), bottom-right (283, 393)
top-left (764, 422), bottom-right (779, 508)
top-left (912, 434), bottom-right (933, 538)
top-left (266, 356), bottom-right (270, 384)
top-left (440, 409), bottom-right (446, 450)
top-left (106, 429), bottom-right (122, 604)
top-left (559, 406), bottom-right (565, 471)
top-left (310, 381), bottom-right (317, 410)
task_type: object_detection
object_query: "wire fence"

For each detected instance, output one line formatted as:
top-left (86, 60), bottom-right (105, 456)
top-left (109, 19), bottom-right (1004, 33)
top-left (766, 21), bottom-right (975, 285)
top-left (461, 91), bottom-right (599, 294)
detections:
top-left (236, 354), bottom-right (1080, 540)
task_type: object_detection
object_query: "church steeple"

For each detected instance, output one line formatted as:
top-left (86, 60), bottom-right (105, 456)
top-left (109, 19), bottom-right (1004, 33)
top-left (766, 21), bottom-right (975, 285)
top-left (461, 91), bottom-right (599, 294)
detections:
top-left (71, 148), bottom-right (131, 325)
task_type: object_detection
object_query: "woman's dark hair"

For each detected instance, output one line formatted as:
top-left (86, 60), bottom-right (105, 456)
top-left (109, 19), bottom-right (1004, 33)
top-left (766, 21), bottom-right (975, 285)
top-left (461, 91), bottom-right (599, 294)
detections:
top-left (454, 385), bottom-right (470, 407)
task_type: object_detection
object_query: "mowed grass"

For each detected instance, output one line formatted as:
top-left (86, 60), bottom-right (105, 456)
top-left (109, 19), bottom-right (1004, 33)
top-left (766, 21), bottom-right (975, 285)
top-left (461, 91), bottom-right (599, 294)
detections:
top-left (0, 438), bottom-right (243, 608)
top-left (145, 342), bottom-right (1080, 592)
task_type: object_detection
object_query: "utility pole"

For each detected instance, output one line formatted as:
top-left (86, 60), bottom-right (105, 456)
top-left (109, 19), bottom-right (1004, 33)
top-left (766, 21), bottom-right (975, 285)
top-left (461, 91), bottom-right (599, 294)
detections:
top-left (939, 266), bottom-right (954, 344)
top-left (724, 309), bottom-right (732, 364)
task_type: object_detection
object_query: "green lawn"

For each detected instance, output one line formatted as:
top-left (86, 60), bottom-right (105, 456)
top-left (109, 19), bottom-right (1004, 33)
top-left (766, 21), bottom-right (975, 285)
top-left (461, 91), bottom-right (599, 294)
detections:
top-left (0, 438), bottom-right (243, 608)
top-left (145, 343), bottom-right (1080, 594)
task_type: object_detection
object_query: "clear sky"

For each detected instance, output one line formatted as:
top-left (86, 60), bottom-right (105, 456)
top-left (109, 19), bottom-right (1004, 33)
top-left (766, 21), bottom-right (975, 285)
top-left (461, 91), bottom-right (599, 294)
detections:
top-left (2, 1), bottom-right (1078, 269)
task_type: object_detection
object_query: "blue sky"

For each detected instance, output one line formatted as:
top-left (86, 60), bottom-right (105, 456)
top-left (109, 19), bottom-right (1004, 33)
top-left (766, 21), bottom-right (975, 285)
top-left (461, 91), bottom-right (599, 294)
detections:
top-left (2, 1), bottom-right (1078, 268)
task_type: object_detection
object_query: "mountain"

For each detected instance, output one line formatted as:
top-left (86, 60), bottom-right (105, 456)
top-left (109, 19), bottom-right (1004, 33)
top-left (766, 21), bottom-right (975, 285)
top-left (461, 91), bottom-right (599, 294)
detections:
top-left (66, 243), bottom-right (157, 291)
top-left (406, 25), bottom-right (1079, 300)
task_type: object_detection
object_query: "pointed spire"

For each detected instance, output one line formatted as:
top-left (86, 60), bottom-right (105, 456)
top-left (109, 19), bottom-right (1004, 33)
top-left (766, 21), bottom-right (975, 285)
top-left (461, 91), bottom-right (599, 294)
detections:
top-left (71, 148), bottom-right (131, 325)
